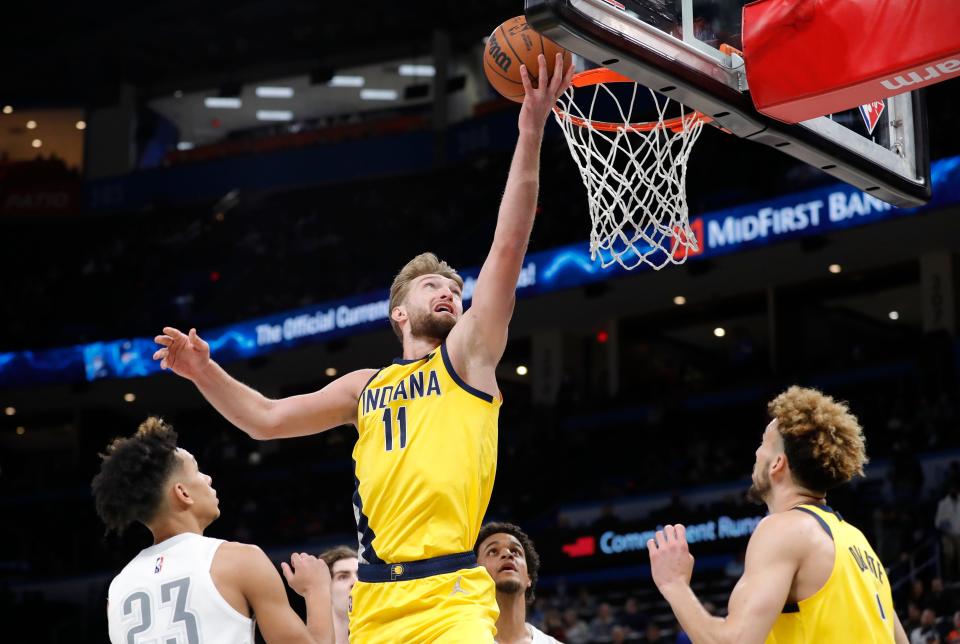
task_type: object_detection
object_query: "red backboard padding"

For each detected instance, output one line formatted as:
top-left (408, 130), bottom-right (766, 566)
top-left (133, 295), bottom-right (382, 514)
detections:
top-left (742, 0), bottom-right (960, 123)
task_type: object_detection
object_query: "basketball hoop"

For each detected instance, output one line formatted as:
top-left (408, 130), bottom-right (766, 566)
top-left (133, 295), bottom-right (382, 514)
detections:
top-left (553, 68), bottom-right (711, 270)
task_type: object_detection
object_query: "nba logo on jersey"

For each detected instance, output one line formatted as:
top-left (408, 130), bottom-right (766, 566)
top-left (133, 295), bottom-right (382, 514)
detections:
top-left (859, 101), bottom-right (886, 135)
top-left (154, 555), bottom-right (164, 574)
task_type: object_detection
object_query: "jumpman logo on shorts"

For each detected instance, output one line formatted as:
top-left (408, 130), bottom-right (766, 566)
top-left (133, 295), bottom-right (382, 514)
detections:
top-left (450, 575), bottom-right (467, 596)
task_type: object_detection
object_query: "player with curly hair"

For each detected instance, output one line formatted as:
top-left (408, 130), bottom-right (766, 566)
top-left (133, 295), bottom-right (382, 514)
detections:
top-left (647, 386), bottom-right (909, 644)
top-left (92, 416), bottom-right (333, 644)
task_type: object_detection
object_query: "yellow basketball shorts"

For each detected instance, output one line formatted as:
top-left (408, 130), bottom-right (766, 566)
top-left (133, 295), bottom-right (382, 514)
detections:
top-left (348, 564), bottom-right (499, 643)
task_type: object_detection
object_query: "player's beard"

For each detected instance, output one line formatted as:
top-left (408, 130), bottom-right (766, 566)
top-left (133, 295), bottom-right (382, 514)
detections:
top-left (746, 462), bottom-right (772, 506)
top-left (495, 579), bottom-right (524, 595)
top-left (408, 308), bottom-right (456, 341)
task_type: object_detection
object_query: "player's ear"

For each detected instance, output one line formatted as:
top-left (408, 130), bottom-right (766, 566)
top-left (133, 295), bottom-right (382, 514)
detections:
top-left (770, 453), bottom-right (786, 476)
top-left (391, 305), bottom-right (407, 325)
top-left (172, 482), bottom-right (193, 507)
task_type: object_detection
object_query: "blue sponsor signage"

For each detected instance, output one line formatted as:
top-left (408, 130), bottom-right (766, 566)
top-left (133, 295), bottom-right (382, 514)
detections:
top-left (3, 155), bottom-right (959, 388)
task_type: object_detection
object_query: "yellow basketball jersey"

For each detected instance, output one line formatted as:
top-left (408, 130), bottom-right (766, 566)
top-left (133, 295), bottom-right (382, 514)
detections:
top-left (353, 344), bottom-right (500, 564)
top-left (766, 504), bottom-right (895, 644)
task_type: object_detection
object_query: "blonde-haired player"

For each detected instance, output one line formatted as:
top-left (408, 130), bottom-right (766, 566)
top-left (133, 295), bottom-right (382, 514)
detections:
top-left (648, 386), bottom-right (909, 643)
top-left (153, 53), bottom-right (575, 642)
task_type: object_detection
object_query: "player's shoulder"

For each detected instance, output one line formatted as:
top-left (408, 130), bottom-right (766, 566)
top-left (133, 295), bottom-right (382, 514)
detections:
top-left (527, 623), bottom-right (563, 643)
top-left (752, 508), bottom-right (831, 550)
top-left (212, 541), bottom-right (277, 586)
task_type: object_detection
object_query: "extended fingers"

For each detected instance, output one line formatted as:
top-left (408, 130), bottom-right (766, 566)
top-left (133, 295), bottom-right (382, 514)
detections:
top-left (154, 334), bottom-right (173, 347)
top-left (548, 52), bottom-right (564, 94)
top-left (520, 63), bottom-right (533, 95)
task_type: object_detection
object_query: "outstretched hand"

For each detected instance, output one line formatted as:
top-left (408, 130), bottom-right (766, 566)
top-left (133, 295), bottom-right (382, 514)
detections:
top-left (153, 326), bottom-right (211, 381)
top-left (647, 524), bottom-right (696, 593)
top-left (518, 52), bottom-right (576, 133)
top-left (281, 552), bottom-right (331, 598)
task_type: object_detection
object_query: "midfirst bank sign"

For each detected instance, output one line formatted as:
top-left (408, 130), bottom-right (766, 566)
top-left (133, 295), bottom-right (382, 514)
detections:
top-left (690, 187), bottom-right (895, 257)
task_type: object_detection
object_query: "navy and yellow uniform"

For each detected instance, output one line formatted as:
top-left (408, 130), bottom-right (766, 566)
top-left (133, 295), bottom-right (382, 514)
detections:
top-left (767, 504), bottom-right (895, 643)
top-left (349, 344), bottom-right (501, 643)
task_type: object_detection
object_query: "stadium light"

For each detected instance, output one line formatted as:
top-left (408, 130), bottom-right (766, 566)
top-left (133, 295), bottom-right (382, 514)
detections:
top-left (2, 105), bottom-right (12, 114)
top-left (31, 139), bottom-right (41, 148)
top-left (673, 295), bottom-right (687, 306)
top-left (75, 120), bottom-right (86, 130)
top-left (123, 393), bottom-right (136, 403)
top-left (399, 64), bottom-right (436, 77)
top-left (16, 426), bottom-right (25, 436)
top-left (204, 97), bottom-right (242, 109)
top-left (256, 110), bottom-right (294, 122)
top-left (177, 142), bottom-right (195, 151)
top-left (255, 86), bottom-right (295, 98)
top-left (329, 75), bottom-right (365, 88)
top-left (828, 263), bottom-right (842, 274)
top-left (516, 365), bottom-right (528, 376)
top-left (713, 327), bottom-right (726, 337)
top-left (325, 367), bottom-right (338, 377)
top-left (360, 89), bottom-right (398, 101)
top-left (4, 406), bottom-right (14, 416)
top-left (888, 311), bottom-right (900, 320)
top-left (26, 120), bottom-right (37, 129)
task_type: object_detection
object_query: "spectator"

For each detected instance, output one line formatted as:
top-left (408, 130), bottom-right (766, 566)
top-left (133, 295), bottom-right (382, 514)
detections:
top-left (619, 597), bottom-right (647, 635)
top-left (646, 621), bottom-right (670, 643)
top-left (936, 483), bottom-right (960, 580)
top-left (610, 625), bottom-right (628, 644)
top-left (944, 611), bottom-right (960, 643)
top-left (905, 602), bottom-right (924, 634)
top-left (590, 602), bottom-right (618, 641)
top-left (911, 608), bottom-right (940, 644)
top-left (930, 578), bottom-right (955, 616)
top-left (561, 608), bottom-right (590, 644)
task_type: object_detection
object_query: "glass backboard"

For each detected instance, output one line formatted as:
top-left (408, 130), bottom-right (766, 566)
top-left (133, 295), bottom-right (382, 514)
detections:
top-left (526, 0), bottom-right (931, 207)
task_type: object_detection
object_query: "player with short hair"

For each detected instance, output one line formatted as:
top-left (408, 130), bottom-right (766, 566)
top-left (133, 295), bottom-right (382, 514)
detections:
top-left (92, 416), bottom-right (333, 644)
top-left (475, 522), bottom-right (561, 643)
top-left (319, 546), bottom-right (358, 644)
top-left (647, 386), bottom-right (909, 643)
top-left (153, 53), bottom-right (576, 643)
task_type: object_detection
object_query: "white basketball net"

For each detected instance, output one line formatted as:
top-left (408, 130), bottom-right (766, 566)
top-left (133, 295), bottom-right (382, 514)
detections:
top-left (553, 71), bottom-right (707, 270)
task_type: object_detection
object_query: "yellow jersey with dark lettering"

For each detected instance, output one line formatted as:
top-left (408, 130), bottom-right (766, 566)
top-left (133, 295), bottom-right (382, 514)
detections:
top-left (352, 344), bottom-right (500, 564)
top-left (766, 504), bottom-right (895, 644)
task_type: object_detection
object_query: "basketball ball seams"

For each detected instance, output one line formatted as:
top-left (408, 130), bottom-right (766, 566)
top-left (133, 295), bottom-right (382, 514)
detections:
top-left (483, 57), bottom-right (522, 85)
top-left (499, 24), bottom-right (539, 85)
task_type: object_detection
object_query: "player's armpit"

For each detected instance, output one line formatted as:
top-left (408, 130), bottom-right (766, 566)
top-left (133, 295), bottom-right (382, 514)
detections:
top-left (255, 368), bottom-right (377, 440)
top-left (224, 543), bottom-right (326, 644)
top-left (720, 514), bottom-right (804, 644)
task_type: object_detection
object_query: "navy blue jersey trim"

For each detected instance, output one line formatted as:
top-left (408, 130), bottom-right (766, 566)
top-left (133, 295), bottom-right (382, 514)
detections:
top-left (352, 460), bottom-right (383, 565)
top-left (392, 352), bottom-right (434, 365)
top-left (357, 369), bottom-right (383, 402)
top-left (794, 506), bottom-right (834, 541)
top-left (440, 343), bottom-right (494, 403)
top-left (357, 551), bottom-right (478, 583)
top-left (821, 504), bottom-right (843, 522)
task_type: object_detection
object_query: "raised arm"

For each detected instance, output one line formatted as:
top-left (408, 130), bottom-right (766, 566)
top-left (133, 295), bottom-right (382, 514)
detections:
top-left (648, 516), bottom-right (801, 644)
top-left (154, 327), bottom-right (374, 439)
top-left (449, 54), bottom-right (575, 370)
top-left (216, 543), bottom-right (332, 644)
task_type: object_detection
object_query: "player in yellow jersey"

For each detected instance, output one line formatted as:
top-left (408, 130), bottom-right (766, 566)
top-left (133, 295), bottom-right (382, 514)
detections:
top-left (152, 53), bottom-right (575, 643)
top-left (646, 386), bottom-right (910, 644)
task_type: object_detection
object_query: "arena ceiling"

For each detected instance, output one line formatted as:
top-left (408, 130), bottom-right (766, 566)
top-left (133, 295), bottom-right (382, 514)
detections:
top-left (2, 1), bottom-right (522, 103)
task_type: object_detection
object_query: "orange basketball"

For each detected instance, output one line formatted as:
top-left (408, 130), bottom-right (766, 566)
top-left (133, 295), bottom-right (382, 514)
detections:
top-left (483, 15), bottom-right (573, 103)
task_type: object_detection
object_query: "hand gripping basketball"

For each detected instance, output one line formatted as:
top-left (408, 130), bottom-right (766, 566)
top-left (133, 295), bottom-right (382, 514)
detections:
top-left (518, 53), bottom-right (575, 133)
top-left (153, 326), bottom-right (211, 380)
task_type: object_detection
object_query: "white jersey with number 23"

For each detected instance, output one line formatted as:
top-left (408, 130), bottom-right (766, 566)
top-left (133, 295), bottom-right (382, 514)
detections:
top-left (107, 533), bottom-right (254, 644)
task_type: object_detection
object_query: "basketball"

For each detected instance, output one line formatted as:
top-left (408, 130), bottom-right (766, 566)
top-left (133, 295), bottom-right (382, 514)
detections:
top-left (483, 15), bottom-right (572, 103)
